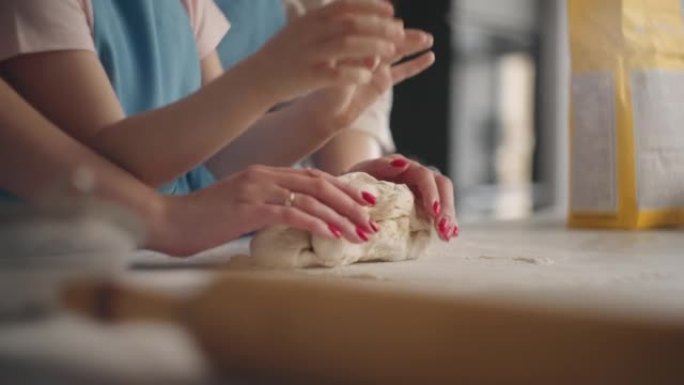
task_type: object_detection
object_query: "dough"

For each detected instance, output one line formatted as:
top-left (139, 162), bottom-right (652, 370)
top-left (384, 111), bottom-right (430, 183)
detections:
top-left (250, 172), bottom-right (433, 268)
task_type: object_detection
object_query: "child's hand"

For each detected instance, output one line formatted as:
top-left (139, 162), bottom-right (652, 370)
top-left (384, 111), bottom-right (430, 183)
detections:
top-left (250, 0), bottom-right (404, 101)
top-left (158, 166), bottom-right (381, 256)
top-left (293, 28), bottom-right (435, 133)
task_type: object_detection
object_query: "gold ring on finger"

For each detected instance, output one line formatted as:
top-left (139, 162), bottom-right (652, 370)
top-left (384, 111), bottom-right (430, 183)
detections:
top-left (284, 191), bottom-right (296, 207)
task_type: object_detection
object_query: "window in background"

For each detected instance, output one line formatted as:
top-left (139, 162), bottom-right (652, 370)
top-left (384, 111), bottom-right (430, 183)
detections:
top-left (450, 0), bottom-right (549, 221)
top-left (392, 0), bottom-right (568, 221)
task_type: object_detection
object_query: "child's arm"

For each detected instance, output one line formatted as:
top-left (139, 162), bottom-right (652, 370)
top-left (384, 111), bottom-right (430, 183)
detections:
top-left (311, 130), bottom-right (383, 175)
top-left (348, 155), bottom-right (459, 242)
top-left (0, 78), bottom-right (377, 256)
top-left (206, 28), bottom-right (435, 178)
top-left (310, 28), bottom-right (436, 174)
top-left (0, 79), bottom-right (168, 228)
top-left (1, 0), bottom-right (401, 187)
top-left (2, 50), bottom-right (282, 188)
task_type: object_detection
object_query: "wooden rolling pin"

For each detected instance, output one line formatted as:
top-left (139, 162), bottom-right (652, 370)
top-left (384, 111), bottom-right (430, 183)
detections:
top-left (63, 272), bottom-right (684, 384)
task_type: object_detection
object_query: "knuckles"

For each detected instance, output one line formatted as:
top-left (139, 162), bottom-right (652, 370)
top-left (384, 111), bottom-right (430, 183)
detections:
top-left (234, 166), bottom-right (270, 201)
top-left (337, 35), bottom-right (357, 50)
top-left (303, 168), bottom-right (328, 180)
top-left (311, 177), bottom-right (330, 193)
top-left (301, 168), bottom-right (331, 193)
top-left (329, 0), bottom-right (356, 15)
top-left (240, 165), bottom-right (268, 184)
top-left (435, 174), bottom-right (453, 189)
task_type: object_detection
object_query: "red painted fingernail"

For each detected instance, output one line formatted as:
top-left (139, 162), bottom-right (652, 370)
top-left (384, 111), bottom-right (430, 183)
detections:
top-left (361, 191), bottom-right (377, 205)
top-left (390, 159), bottom-right (408, 168)
top-left (433, 201), bottom-right (442, 216)
top-left (328, 224), bottom-right (342, 239)
top-left (452, 226), bottom-right (460, 238)
top-left (438, 217), bottom-right (448, 231)
top-left (441, 225), bottom-right (452, 240)
top-left (356, 227), bottom-right (370, 241)
top-left (369, 220), bottom-right (380, 233)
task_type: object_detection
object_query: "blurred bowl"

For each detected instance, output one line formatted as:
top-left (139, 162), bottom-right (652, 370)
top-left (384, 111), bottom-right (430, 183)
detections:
top-left (0, 201), bottom-right (143, 316)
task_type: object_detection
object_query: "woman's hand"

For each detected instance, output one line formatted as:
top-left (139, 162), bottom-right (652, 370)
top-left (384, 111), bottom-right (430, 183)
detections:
top-left (251, 0), bottom-right (404, 101)
top-left (157, 166), bottom-right (381, 256)
top-left (347, 155), bottom-right (458, 242)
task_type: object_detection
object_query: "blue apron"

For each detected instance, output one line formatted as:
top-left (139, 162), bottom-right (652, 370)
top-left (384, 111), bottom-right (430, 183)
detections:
top-left (92, 0), bottom-right (215, 195)
top-left (0, 0), bottom-right (214, 201)
top-left (214, 0), bottom-right (286, 69)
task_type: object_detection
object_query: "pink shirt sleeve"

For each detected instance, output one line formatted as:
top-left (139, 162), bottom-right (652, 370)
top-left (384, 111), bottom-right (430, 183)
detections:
top-left (0, 0), bottom-right (95, 62)
top-left (0, 0), bottom-right (229, 64)
top-left (181, 0), bottom-right (231, 59)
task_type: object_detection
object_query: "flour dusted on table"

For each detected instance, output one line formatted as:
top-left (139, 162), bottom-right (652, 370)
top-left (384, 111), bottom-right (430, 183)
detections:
top-left (249, 172), bottom-right (433, 268)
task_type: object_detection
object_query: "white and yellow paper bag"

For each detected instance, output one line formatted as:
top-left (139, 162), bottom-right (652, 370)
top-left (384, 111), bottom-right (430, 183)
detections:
top-left (568, 0), bottom-right (684, 229)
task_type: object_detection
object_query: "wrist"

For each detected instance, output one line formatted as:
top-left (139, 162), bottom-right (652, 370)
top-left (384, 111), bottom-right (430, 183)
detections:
top-left (143, 193), bottom-right (218, 257)
top-left (140, 194), bottom-right (181, 254)
top-left (238, 52), bottom-right (292, 108)
top-left (292, 95), bottom-right (349, 140)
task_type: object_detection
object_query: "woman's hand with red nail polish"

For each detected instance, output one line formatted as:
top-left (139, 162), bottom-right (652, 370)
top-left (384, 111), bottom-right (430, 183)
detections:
top-left (369, 220), bottom-right (380, 233)
top-left (329, 223), bottom-right (343, 238)
top-left (162, 165), bottom-right (382, 255)
top-left (347, 155), bottom-right (459, 240)
top-left (432, 201), bottom-right (442, 217)
top-left (437, 216), bottom-right (452, 241)
top-left (442, 226), bottom-right (453, 241)
top-left (362, 191), bottom-right (377, 205)
top-left (356, 226), bottom-right (370, 241)
top-left (390, 158), bottom-right (408, 168)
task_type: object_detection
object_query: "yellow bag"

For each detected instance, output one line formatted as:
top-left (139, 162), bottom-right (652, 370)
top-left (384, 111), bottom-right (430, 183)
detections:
top-left (568, 0), bottom-right (684, 229)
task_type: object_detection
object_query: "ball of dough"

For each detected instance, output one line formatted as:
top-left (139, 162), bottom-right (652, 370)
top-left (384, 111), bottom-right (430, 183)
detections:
top-left (249, 172), bottom-right (433, 268)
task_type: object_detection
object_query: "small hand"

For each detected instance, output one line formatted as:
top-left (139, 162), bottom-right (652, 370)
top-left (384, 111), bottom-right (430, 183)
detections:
top-left (296, 28), bottom-right (436, 131)
top-left (252, 0), bottom-right (404, 101)
top-left (348, 155), bottom-right (458, 242)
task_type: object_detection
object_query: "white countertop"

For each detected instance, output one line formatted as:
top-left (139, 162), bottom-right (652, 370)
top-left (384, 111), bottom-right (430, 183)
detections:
top-left (131, 218), bottom-right (684, 320)
top-left (3, 218), bottom-right (683, 384)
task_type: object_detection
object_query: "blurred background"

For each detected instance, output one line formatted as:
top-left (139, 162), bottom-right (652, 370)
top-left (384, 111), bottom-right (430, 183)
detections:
top-left (391, 0), bottom-right (569, 222)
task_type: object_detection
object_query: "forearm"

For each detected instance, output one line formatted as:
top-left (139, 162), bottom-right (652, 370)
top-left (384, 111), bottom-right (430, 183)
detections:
top-left (92, 56), bottom-right (278, 186)
top-left (206, 99), bottom-right (341, 178)
top-left (0, 80), bottom-right (171, 247)
top-left (1, 50), bottom-right (278, 188)
top-left (312, 130), bottom-right (383, 175)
